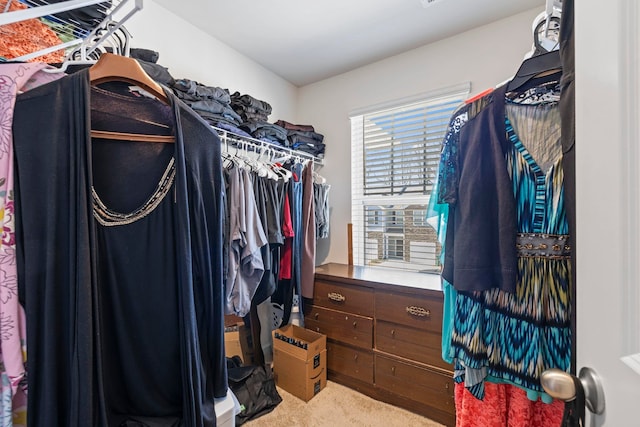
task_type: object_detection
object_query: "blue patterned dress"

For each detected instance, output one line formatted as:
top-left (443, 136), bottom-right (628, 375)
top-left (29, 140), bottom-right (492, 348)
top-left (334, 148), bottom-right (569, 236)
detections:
top-left (449, 99), bottom-right (572, 402)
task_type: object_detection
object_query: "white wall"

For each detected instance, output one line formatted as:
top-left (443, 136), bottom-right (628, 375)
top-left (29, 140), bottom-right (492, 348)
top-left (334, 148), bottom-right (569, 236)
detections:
top-left (123, 3), bottom-right (542, 266)
top-left (575, 0), bottom-right (640, 424)
top-left (297, 7), bottom-right (542, 265)
top-left (121, 0), bottom-right (298, 122)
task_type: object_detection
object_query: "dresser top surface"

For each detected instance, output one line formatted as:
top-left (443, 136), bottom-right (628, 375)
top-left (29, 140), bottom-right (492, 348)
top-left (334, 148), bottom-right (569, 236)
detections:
top-left (315, 263), bottom-right (442, 293)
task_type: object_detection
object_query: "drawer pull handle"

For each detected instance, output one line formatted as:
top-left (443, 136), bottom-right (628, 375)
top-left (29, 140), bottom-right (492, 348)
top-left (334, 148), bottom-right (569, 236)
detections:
top-left (391, 329), bottom-right (395, 337)
top-left (445, 382), bottom-right (450, 390)
top-left (328, 292), bottom-right (346, 302)
top-left (406, 306), bottom-right (431, 317)
top-left (314, 313), bottom-right (319, 320)
top-left (391, 366), bottom-right (396, 375)
top-left (354, 354), bottom-right (359, 362)
top-left (352, 321), bottom-right (358, 328)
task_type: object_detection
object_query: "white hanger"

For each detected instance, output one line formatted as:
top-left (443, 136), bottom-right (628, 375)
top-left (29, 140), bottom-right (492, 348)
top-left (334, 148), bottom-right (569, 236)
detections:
top-left (313, 171), bottom-right (327, 184)
top-left (258, 146), bottom-right (280, 181)
top-left (270, 152), bottom-right (292, 182)
top-left (525, 1), bottom-right (562, 59)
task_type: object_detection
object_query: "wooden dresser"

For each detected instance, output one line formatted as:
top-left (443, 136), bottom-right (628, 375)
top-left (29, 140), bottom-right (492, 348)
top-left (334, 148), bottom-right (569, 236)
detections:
top-left (304, 263), bottom-right (455, 426)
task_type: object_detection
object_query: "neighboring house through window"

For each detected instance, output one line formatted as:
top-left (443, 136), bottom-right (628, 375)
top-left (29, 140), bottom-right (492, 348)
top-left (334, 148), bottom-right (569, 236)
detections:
top-left (350, 83), bottom-right (470, 272)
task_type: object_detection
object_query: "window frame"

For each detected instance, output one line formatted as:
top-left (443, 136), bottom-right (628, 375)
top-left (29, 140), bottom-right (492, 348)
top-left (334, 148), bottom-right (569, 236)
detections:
top-left (350, 83), bottom-right (470, 272)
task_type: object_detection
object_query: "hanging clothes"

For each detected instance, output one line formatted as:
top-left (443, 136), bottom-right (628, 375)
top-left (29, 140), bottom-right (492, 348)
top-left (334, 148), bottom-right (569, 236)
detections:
top-left (250, 174), bottom-right (284, 365)
top-left (12, 70), bottom-right (226, 426)
top-left (450, 84), bottom-right (571, 400)
top-left (314, 182), bottom-right (330, 239)
top-left (269, 160), bottom-right (306, 327)
top-left (300, 162), bottom-right (316, 299)
top-left (558, 0), bottom-right (577, 378)
top-left (454, 382), bottom-right (565, 427)
top-left (272, 188), bottom-right (294, 328)
top-left (251, 175), bottom-right (283, 306)
top-left (432, 81), bottom-right (570, 425)
top-left (439, 89), bottom-right (519, 294)
top-left (217, 143), bottom-right (324, 361)
top-left (0, 62), bottom-right (64, 427)
top-left (429, 94), bottom-right (494, 366)
top-left (224, 165), bottom-right (268, 317)
top-left (288, 161), bottom-right (305, 325)
top-left (278, 190), bottom-right (294, 282)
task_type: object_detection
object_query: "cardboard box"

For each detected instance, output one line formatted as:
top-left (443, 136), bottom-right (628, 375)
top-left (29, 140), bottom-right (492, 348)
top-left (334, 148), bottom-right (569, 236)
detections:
top-left (239, 324), bottom-right (258, 365)
top-left (272, 325), bottom-right (327, 402)
top-left (224, 324), bottom-right (244, 362)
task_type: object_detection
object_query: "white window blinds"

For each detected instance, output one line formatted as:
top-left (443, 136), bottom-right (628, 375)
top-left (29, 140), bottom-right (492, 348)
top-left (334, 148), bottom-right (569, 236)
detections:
top-left (350, 83), bottom-right (469, 271)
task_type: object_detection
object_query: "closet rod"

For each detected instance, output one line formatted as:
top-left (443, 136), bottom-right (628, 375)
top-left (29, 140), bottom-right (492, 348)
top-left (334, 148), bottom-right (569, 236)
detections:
top-left (212, 126), bottom-right (323, 165)
top-left (0, 0), bottom-right (106, 26)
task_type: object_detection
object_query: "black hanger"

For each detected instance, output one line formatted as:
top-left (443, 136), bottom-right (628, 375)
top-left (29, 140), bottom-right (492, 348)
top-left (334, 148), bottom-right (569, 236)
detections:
top-left (506, 50), bottom-right (562, 93)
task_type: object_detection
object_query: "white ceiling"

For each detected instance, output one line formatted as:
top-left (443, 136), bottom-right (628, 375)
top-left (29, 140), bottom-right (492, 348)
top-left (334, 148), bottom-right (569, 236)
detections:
top-left (154, 0), bottom-right (544, 87)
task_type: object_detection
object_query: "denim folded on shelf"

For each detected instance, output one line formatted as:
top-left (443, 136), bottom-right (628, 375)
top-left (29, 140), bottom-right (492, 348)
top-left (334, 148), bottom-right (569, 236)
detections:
top-left (211, 120), bottom-right (253, 138)
top-left (287, 130), bottom-right (324, 143)
top-left (191, 99), bottom-right (242, 122)
top-left (290, 140), bottom-right (326, 157)
top-left (231, 92), bottom-right (272, 114)
top-left (172, 79), bottom-right (231, 104)
top-left (137, 60), bottom-right (175, 86)
top-left (239, 111), bottom-right (269, 123)
top-left (239, 121), bottom-right (287, 141)
top-left (274, 120), bottom-right (315, 133)
top-left (237, 105), bottom-right (269, 115)
top-left (196, 111), bottom-right (241, 128)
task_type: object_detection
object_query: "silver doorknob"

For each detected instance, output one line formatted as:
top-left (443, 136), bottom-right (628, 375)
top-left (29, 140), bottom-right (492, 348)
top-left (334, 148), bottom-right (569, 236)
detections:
top-left (541, 367), bottom-right (605, 415)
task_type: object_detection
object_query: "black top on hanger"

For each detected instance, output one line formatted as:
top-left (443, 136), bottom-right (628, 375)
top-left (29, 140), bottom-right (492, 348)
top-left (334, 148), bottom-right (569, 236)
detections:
top-left (507, 50), bottom-right (562, 93)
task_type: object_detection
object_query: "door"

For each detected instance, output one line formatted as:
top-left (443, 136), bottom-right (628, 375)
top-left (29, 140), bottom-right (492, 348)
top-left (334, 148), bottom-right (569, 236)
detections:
top-left (575, 0), bottom-right (640, 424)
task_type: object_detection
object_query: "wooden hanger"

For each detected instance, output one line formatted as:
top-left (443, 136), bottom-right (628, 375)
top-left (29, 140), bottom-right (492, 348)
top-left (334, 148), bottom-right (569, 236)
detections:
top-left (89, 53), bottom-right (175, 143)
top-left (89, 52), bottom-right (168, 102)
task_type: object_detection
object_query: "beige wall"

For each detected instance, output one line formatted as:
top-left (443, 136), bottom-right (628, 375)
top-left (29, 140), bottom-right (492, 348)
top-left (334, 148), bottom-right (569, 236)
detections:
top-left (296, 7), bottom-right (542, 265)
top-left (123, 0), bottom-right (299, 123)
top-left (126, 3), bottom-right (542, 266)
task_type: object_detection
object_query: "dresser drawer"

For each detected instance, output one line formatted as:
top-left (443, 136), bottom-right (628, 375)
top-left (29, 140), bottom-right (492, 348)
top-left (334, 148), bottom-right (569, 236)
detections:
top-left (326, 341), bottom-right (374, 384)
top-left (305, 305), bottom-right (373, 350)
top-left (375, 354), bottom-right (454, 415)
top-left (375, 290), bottom-right (443, 333)
top-left (313, 280), bottom-right (374, 317)
top-left (376, 320), bottom-right (452, 371)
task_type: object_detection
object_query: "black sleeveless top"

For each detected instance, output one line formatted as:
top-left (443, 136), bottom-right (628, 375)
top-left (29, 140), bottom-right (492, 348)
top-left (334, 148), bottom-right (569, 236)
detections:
top-left (13, 70), bottom-right (226, 427)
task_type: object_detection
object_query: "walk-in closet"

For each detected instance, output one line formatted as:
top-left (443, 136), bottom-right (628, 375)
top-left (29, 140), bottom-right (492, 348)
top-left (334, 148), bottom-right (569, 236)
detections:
top-left (0, 0), bottom-right (638, 426)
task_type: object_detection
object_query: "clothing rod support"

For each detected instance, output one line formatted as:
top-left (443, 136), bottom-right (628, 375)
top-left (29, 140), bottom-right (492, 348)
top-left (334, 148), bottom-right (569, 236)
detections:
top-left (80, 0), bottom-right (141, 59)
top-left (212, 126), bottom-right (322, 165)
top-left (13, 38), bottom-right (83, 62)
top-left (0, 0), bottom-right (107, 26)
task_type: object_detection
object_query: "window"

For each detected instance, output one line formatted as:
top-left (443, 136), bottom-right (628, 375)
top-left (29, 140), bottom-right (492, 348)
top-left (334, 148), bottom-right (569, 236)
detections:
top-left (350, 83), bottom-right (469, 272)
top-left (384, 234), bottom-right (404, 260)
top-left (365, 206), bottom-right (382, 228)
top-left (412, 210), bottom-right (427, 227)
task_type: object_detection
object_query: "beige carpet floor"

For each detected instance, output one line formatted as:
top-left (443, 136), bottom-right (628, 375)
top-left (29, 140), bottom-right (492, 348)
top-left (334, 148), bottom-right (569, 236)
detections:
top-left (244, 380), bottom-right (445, 427)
